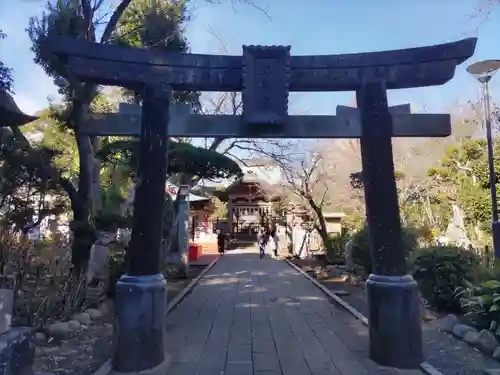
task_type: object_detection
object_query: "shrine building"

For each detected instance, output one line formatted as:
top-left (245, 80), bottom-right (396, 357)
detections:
top-left (214, 159), bottom-right (282, 236)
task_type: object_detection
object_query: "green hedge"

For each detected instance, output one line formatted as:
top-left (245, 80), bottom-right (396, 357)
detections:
top-left (412, 246), bottom-right (482, 312)
top-left (350, 225), bottom-right (418, 274)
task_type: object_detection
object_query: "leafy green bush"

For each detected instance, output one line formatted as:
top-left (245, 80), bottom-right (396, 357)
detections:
top-left (456, 280), bottom-right (500, 332)
top-left (412, 246), bottom-right (482, 312)
top-left (350, 225), bottom-right (418, 273)
top-left (95, 186), bottom-right (132, 232)
top-left (325, 233), bottom-right (350, 264)
top-left (106, 243), bottom-right (128, 298)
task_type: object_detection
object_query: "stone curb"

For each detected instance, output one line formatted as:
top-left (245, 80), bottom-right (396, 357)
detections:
top-left (283, 258), bottom-right (441, 375)
top-left (166, 256), bottom-right (221, 315)
top-left (93, 255), bottom-right (221, 375)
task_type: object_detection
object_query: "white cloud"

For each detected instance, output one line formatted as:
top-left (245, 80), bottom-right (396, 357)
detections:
top-left (12, 93), bottom-right (46, 116)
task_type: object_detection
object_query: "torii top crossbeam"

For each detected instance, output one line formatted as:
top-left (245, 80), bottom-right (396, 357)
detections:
top-left (48, 36), bottom-right (476, 92)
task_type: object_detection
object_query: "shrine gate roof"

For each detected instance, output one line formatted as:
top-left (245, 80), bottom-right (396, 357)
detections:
top-left (214, 175), bottom-right (281, 201)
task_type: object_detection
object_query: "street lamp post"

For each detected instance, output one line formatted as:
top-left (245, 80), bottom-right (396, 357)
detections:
top-left (467, 59), bottom-right (500, 258)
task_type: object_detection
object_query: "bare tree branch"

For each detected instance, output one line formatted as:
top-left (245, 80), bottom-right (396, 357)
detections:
top-left (100, 0), bottom-right (133, 43)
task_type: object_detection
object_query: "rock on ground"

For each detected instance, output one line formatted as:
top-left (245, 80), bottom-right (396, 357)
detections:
top-left (492, 347), bottom-right (500, 360)
top-left (46, 322), bottom-right (72, 339)
top-left (438, 314), bottom-right (458, 333)
top-left (453, 324), bottom-right (476, 338)
top-left (67, 320), bottom-right (81, 331)
top-left (476, 330), bottom-right (498, 355)
top-left (464, 331), bottom-right (480, 345)
top-left (35, 332), bottom-right (47, 343)
top-left (71, 312), bottom-right (91, 326)
top-left (85, 308), bottom-right (104, 320)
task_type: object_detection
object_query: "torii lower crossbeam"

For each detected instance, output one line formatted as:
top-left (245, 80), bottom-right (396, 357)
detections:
top-left (85, 103), bottom-right (451, 138)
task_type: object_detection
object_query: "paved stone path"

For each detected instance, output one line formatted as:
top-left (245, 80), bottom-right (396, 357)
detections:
top-left (164, 248), bottom-right (420, 375)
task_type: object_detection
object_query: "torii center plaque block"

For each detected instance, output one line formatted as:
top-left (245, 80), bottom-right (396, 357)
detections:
top-left (242, 45), bottom-right (291, 126)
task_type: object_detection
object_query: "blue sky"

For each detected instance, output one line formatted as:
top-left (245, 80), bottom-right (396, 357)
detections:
top-left (1, 0), bottom-right (499, 115)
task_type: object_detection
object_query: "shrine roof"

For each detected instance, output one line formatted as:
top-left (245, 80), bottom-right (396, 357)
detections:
top-left (214, 175), bottom-right (281, 200)
top-left (165, 182), bottom-right (210, 202)
top-left (0, 90), bottom-right (38, 127)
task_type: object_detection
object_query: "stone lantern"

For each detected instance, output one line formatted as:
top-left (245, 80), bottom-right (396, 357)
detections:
top-left (0, 89), bottom-right (37, 127)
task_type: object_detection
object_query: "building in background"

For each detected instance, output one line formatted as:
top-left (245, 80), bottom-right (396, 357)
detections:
top-left (213, 159), bottom-right (283, 236)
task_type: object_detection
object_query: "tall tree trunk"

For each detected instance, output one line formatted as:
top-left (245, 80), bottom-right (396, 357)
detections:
top-left (65, 0), bottom-right (134, 272)
top-left (308, 197), bottom-right (330, 250)
top-left (91, 136), bottom-right (102, 215)
top-left (71, 124), bottom-right (96, 272)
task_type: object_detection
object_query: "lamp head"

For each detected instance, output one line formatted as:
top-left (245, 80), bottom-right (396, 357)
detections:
top-left (178, 185), bottom-right (190, 198)
top-left (467, 60), bottom-right (500, 83)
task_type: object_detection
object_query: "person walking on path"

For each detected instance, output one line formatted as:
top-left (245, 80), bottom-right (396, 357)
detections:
top-left (257, 228), bottom-right (268, 259)
top-left (270, 226), bottom-right (279, 258)
top-left (217, 229), bottom-right (227, 255)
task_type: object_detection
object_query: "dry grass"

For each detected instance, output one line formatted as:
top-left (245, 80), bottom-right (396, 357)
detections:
top-left (0, 229), bottom-right (93, 328)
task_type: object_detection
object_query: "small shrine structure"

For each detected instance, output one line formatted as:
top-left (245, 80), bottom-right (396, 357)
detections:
top-left (165, 182), bottom-right (217, 246)
top-left (216, 172), bottom-right (281, 235)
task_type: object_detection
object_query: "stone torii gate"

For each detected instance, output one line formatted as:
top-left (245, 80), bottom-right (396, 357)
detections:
top-left (46, 35), bottom-right (477, 372)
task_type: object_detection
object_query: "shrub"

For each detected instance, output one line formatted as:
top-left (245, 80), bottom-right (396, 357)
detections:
top-left (350, 225), bottom-right (418, 274)
top-left (105, 243), bottom-right (127, 298)
top-left (456, 280), bottom-right (500, 332)
top-left (412, 246), bottom-right (482, 312)
top-left (1, 229), bottom-right (90, 328)
top-left (325, 233), bottom-right (350, 264)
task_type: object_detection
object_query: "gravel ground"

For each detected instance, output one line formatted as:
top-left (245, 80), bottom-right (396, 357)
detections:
top-left (314, 275), bottom-right (500, 375)
top-left (32, 264), bottom-right (208, 375)
top-left (287, 257), bottom-right (500, 375)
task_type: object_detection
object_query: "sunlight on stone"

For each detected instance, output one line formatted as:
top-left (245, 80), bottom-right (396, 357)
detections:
top-left (296, 296), bottom-right (327, 301)
top-left (250, 271), bottom-right (267, 276)
top-left (236, 303), bottom-right (259, 308)
top-left (201, 277), bottom-right (239, 285)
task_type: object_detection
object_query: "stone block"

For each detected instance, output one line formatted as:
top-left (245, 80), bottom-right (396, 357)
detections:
top-left (242, 45), bottom-right (291, 127)
top-left (0, 327), bottom-right (35, 375)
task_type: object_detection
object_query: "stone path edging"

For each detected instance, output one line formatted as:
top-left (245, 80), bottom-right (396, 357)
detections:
top-left (284, 258), bottom-right (441, 375)
top-left (93, 255), bottom-right (221, 375)
top-left (166, 256), bottom-right (221, 315)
